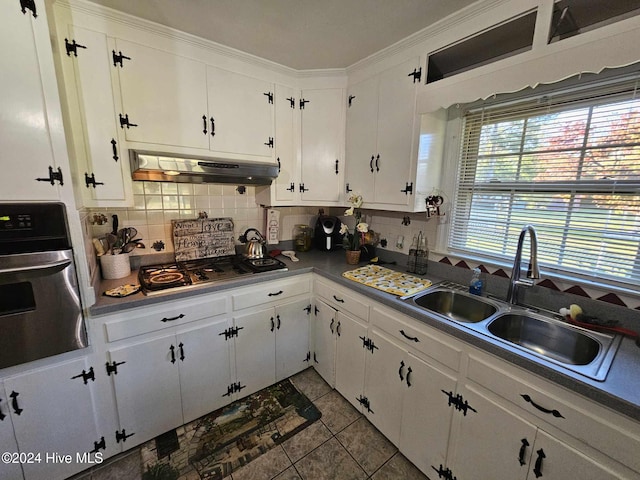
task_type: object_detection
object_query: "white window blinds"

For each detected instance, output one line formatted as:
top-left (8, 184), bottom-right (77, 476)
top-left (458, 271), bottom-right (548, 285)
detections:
top-left (450, 74), bottom-right (640, 287)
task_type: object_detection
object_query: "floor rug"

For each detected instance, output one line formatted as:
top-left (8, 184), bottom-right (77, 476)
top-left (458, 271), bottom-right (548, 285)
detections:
top-left (140, 378), bottom-right (321, 480)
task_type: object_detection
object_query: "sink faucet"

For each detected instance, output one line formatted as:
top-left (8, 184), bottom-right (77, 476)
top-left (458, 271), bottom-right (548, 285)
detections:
top-left (506, 225), bottom-right (540, 304)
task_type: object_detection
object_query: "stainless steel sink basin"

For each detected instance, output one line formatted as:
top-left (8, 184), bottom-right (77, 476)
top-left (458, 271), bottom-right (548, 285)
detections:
top-left (487, 313), bottom-right (600, 365)
top-left (411, 289), bottom-right (498, 323)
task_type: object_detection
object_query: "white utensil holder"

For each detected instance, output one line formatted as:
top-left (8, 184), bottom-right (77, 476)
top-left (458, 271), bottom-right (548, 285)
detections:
top-left (100, 253), bottom-right (131, 279)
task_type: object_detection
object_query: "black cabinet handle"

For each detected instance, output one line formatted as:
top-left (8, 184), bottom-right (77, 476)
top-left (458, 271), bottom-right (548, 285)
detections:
top-left (270, 317), bottom-right (275, 332)
top-left (399, 330), bottom-right (420, 342)
top-left (521, 394), bottom-right (564, 418)
top-left (268, 290), bottom-right (283, 297)
top-left (375, 154), bottom-right (380, 172)
top-left (276, 314), bottom-right (281, 330)
top-left (519, 438), bottom-right (530, 466)
top-left (161, 314), bottom-right (185, 323)
top-left (399, 360), bottom-right (405, 381)
top-left (332, 295), bottom-right (344, 303)
top-left (179, 342), bottom-right (185, 361)
top-left (111, 138), bottom-right (119, 162)
top-left (210, 117), bottom-right (215, 136)
top-left (10, 391), bottom-right (23, 416)
top-left (370, 155), bottom-right (374, 173)
top-left (336, 321), bottom-right (341, 337)
top-left (533, 448), bottom-right (545, 477)
top-left (169, 345), bottom-right (176, 364)
top-left (0, 398), bottom-right (5, 421)
top-left (406, 366), bottom-right (412, 387)
top-left (335, 159), bottom-right (339, 175)
top-left (202, 115), bottom-right (207, 134)
top-left (329, 319), bottom-right (334, 334)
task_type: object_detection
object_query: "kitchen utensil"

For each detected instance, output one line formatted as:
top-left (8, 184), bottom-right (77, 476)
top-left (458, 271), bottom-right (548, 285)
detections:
top-left (281, 251), bottom-right (299, 262)
top-left (240, 228), bottom-right (267, 259)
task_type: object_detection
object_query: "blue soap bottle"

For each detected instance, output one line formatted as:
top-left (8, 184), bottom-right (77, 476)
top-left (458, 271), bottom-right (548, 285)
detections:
top-left (469, 268), bottom-right (484, 295)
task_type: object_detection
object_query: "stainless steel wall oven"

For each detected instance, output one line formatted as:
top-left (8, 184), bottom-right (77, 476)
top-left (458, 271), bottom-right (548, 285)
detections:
top-left (0, 203), bottom-right (87, 369)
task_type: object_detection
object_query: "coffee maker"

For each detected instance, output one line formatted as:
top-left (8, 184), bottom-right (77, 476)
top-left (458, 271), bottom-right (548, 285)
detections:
top-left (314, 214), bottom-right (343, 251)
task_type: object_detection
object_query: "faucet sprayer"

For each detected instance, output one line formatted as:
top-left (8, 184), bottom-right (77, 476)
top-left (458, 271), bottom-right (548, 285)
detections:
top-left (506, 225), bottom-right (540, 304)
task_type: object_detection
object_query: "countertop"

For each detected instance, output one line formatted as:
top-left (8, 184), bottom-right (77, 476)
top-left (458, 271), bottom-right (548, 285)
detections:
top-left (91, 249), bottom-right (640, 422)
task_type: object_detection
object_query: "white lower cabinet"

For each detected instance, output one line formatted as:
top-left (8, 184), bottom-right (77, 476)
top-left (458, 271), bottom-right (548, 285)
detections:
top-left (1, 358), bottom-right (103, 480)
top-left (448, 383), bottom-right (622, 480)
top-left (311, 299), bottom-right (338, 385)
top-left (108, 318), bottom-right (231, 448)
top-left (334, 312), bottom-right (368, 412)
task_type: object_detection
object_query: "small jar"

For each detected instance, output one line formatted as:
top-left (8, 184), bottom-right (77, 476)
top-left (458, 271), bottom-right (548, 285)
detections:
top-left (293, 224), bottom-right (312, 252)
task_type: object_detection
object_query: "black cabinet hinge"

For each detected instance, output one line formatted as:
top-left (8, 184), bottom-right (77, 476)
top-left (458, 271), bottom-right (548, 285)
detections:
top-left (90, 436), bottom-right (106, 454)
top-left (408, 67), bottom-right (422, 83)
top-left (345, 183), bottom-right (352, 193)
top-left (222, 382), bottom-right (246, 397)
top-left (441, 390), bottom-right (477, 416)
top-left (313, 352), bottom-right (318, 364)
top-left (299, 183), bottom-right (308, 193)
top-left (348, 95), bottom-right (356, 107)
top-left (119, 113), bottom-right (138, 129)
top-left (286, 182), bottom-right (295, 192)
top-left (431, 464), bottom-right (457, 480)
top-left (356, 395), bottom-right (374, 414)
top-left (264, 91), bottom-right (274, 104)
top-left (35, 166), bottom-right (64, 186)
top-left (105, 360), bottom-right (126, 376)
top-left (115, 429), bottom-right (134, 443)
top-left (304, 304), bottom-right (312, 314)
top-left (359, 336), bottom-right (379, 353)
top-left (304, 351), bottom-right (311, 363)
top-left (85, 173), bottom-right (104, 189)
top-left (287, 97), bottom-right (295, 108)
top-left (219, 326), bottom-right (244, 340)
top-left (71, 367), bottom-right (95, 385)
top-left (65, 38), bottom-right (86, 57)
top-left (299, 98), bottom-right (309, 109)
top-left (20, 0), bottom-right (37, 17)
top-left (112, 50), bottom-right (131, 67)
top-left (400, 182), bottom-right (413, 195)
top-left (265, 137), bottom-right (274, 148)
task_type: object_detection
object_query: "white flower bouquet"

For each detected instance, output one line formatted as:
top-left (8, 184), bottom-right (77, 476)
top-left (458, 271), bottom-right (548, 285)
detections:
top-left (340, 193), bottom-right (368, 251)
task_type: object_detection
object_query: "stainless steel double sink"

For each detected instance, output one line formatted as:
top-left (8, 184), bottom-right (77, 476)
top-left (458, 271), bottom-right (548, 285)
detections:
top-left (403, 282), bottom-right (622, 381)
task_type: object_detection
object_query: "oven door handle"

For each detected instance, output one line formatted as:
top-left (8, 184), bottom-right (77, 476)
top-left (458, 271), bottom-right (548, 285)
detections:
top-left (0, 259), bottom-right (72, 276)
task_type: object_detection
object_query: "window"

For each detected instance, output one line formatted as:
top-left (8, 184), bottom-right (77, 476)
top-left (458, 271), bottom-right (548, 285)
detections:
top-left (450, 73), bottom-right (640, 287)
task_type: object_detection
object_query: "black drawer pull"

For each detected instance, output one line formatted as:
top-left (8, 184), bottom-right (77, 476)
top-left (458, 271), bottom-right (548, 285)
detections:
top-left (161, 314), bottom-right (185, 323)
top-left (268, 290), bottom-right (283, 297)
top-left (332, 295), bottom-right (345, 303)
top-left (518, 438), bottom-right (530, 466)
top-left (10, 391), bottom-right (23, 416)
top-left (534, 448), bottom-right (545, 477)
top-left (399, 330), bottom-right (419, 342)
top-left (521, 394), bottom-right (564, 418)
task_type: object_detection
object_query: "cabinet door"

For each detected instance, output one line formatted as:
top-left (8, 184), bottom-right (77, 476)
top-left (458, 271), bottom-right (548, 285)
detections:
top-left (207, 67), bottom-right (274, 160)
top-left (0, 384), bottom-right (22, 480)
top-left (65, 26), bottom-right (127, 204)
top-left (528, 430), bottom-right (621, 480)
top-left (312, 299), bottom-right (337, 386)
top-left (345, 75), bottom-right (378, 197)
top-left (275, 298), bottom-right (311, 381)
top-left (234, 308), bottom-right (277, 397)
top-left (300, 88), bottom-right (344, 203)
top-left (177, 319), bottom-right (233, 424)
top-left (0, 0), bottom-right (59, 200)
top-left (374, 58), bottom-right (419, 206)
top-left (400, 353), bottom-right (457, 475)
top-left (363, 329), bottom-right (405, 446)
top-left (4, 358), bottom-right (101, 480)
top-left (334, 311), bottom-right (367, 411)
top-left (273, 84), bottom-right (299, 203)
top-left (115, 39), bottom-right (208, 149)
top-left (108, 334), bottom-right (183, 447)
top-left (448, 384), bottom-right (535, 480)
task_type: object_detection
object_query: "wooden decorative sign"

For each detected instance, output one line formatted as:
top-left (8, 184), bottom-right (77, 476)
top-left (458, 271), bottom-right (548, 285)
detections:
top-left (172, 217), bottom-right (236, 261)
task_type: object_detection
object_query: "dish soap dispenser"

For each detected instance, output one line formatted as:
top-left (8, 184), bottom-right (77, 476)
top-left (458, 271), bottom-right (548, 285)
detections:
top-left (469, 268), bottom-right (484, 296)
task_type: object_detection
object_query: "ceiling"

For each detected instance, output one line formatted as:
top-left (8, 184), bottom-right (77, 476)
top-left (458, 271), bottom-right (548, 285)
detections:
top-left (87, 0), bottom-right (479, 70)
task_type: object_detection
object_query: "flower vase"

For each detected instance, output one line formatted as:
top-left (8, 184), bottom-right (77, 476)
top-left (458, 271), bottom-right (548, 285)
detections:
top-left (345, 250), bottom-right (361, 265)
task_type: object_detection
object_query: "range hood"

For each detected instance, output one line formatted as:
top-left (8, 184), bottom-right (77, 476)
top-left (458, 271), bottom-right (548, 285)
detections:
top-left (129, 150), bottom-right (279, 185)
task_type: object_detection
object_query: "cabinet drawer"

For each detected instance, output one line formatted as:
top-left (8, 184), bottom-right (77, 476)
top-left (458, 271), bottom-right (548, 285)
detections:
top-left (371, 306), bottom-right (462, 371)
top-left (315, 279), bottom-right (369, 320)
top-left (467, 352), bottom-right (640, 474)
top-left (232, 276), bottom-right (311, 311)
top-left (104, 295), bottom-right (227, 342)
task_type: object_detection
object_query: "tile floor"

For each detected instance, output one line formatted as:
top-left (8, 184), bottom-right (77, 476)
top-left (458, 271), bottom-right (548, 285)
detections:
top-left (69, 368), bottom-right (430, 480)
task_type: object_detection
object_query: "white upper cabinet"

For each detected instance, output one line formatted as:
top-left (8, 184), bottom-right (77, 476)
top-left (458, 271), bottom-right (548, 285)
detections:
top-left (207, 66), bottom-right (275, 160)
top-left (346, 57), bottom-right (441, 211)
top-left (0, 0), bottom-right (67, 201)
top-left (271, 84), bottom-right (299, 203)
top-left (115, 39), bottom-right (209, 150)
top-left (56, 26), bottom-right (131, 206)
